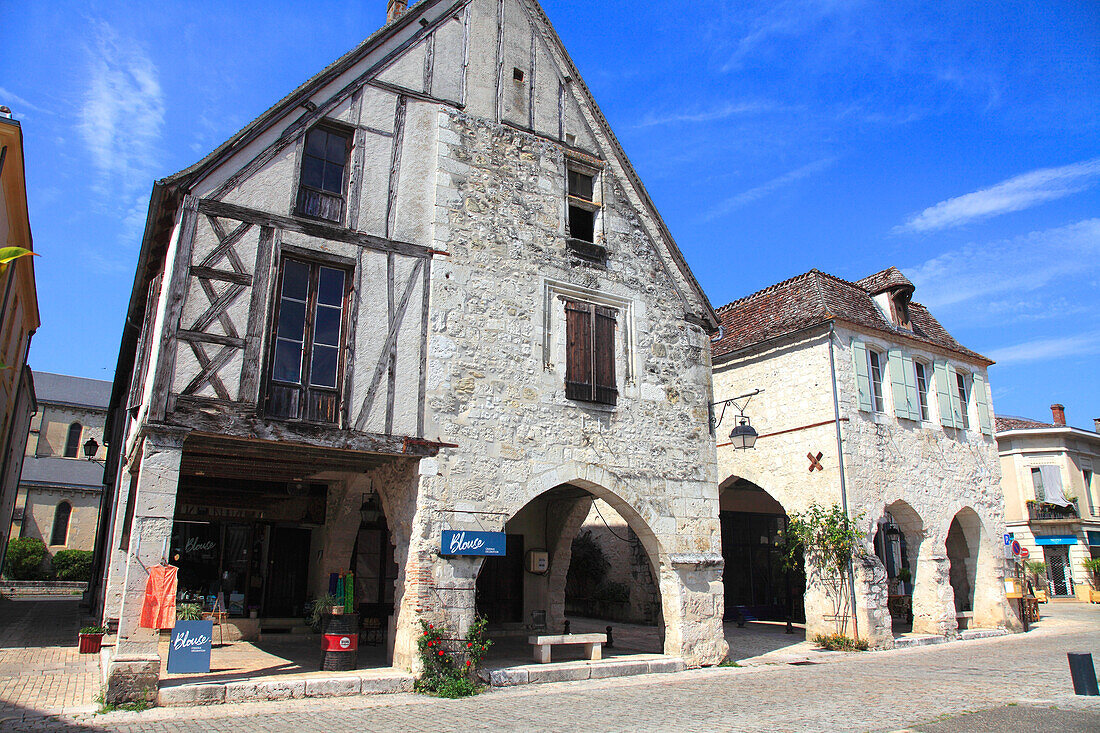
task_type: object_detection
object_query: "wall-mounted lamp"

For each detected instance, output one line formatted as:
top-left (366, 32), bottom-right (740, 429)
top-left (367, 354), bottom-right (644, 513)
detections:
top-left (709, 389), bottom-right (762, 450)
top-left (82, 437), bottom-right (105, 464)
top-left (360, 491), bottom-right (384, 527)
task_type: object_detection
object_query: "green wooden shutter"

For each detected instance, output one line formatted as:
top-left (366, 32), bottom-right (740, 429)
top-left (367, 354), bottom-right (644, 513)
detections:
top-left (974, 371), bottom-right (992, 436)
top-left (903, 355), bottom-right (920, 421)
top-left (888, 349), bottom-right (911, 419)
top-left (851, 339), bottom-right (872, 412)
top-left (947, 364), bottom-right (965, 427)
top-left (933, 361), bottom-right (955, 428)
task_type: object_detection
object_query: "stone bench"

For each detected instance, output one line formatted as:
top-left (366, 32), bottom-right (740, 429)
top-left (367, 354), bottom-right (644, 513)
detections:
top-left (528, 633), bottom-right (606, 664)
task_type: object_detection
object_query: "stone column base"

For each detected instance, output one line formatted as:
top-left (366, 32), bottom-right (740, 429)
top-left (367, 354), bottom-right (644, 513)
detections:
top-left (105, 653), bottom-right (161, 705)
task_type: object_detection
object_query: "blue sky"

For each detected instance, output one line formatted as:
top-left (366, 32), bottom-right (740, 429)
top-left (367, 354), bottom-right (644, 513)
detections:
top-left (2, 0), bottom-right (1098, 426)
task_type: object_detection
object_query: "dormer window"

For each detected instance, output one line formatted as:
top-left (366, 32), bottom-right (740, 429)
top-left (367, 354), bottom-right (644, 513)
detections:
top-left (296, 124), bottom-right (352, 224)
top-left (890, 289), bottom-right (913, 330)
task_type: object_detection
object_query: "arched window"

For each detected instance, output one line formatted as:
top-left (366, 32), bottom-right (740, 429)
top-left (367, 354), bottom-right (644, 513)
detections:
top-left (51, 502), bottom-right (71, 546)
top-left (63, 423), bottom-right (83, 458)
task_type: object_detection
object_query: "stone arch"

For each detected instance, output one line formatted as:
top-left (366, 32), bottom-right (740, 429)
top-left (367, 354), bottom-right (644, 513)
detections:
top-left (871, 499), bottom-right (929, 637)
top-left (475, 478), bottom-right (670, 655)
top-left (944, 506), bottom-right (1001, 631)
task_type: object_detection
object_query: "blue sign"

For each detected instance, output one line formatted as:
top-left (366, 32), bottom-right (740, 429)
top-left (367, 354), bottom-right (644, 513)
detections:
top-left (1035, 535), bottom-right (1078, 546)
top-left (441, 530), bottom-right (506, 557)
top-left (167, 620), bottom-right (213, 674)
top-left (1003, 533), bottom-right (1013, 545)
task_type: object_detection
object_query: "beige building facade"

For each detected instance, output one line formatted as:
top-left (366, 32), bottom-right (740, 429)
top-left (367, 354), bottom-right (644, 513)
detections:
top-left (996, 406), bottom-right (1100, 600)
top-left (11, 372), bottom-right (110, 555)
top-left (0, 106), bottom-right (41, 576)
top-left (711, 267), bottom-right (1018, 649)
top-left (98, 0), bottom-right (726, 702)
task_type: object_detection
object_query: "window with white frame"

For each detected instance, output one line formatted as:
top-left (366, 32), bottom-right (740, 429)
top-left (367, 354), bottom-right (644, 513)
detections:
top-left (954, 370), bottom-right (971, 430)
top-left (867, 349), bottom-right (885, 413)
top-left (1031, 467), bottom-right (1046, 502)
top-left (914, 361), bottom-right (931, 421)
top-left (1084, 468), bottom-right (1095, 515)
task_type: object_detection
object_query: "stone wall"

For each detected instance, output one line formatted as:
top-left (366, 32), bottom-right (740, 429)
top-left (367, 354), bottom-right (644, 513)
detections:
top-left (714, 324), bottom-right (1018, 646)
top-left (576, 500), bottom-right (661, 625)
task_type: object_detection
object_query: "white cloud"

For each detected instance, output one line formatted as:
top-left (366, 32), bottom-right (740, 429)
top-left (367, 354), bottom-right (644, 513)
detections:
top-left (0, 87), bottom-right (52, 116)
top-left (80, 20), bottom-right (164, 241)
top-left (705, 157), bottom-right (836, 219)
top-left (897, 157), bottom-right (1100, 233)
top-left (903, 219), bottom-right (1100, 311)
top-left (987, 330), bottom-right (1100, 366)
top-left (723, 0), bottom-right (865, 72)
top-left (636, 100), bottom-right (792, 128)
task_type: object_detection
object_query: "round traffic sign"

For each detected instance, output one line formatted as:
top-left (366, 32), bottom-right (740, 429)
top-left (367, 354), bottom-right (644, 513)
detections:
top-left (1011, 540), bottom-right (1022, 556)
top-left (1020, 547), bottom-right (1030, 560)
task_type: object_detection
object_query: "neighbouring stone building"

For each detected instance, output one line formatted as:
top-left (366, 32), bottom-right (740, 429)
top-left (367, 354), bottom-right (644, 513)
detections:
top-left (996, 406), bottom-right (1100, 600)
top-left (10, 371), bottom-right (110, 555)
top-left (711, 267), bottom-right (1018, 649)
top-left (97, 0), bottom-right (726, 702)
top-left (0, 105), bottom-right (40, 577)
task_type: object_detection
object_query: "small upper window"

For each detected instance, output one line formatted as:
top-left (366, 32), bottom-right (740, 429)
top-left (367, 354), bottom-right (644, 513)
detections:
top-left (63, 423), bottom-right (83, 458)
top-left (296, 125), bottom-right (352, 223)
top-left (954, 371), bottom-right (971, 430)
top-left (51, 502), bottom-right (71, 546)
top-left (867, 350), bottom-right (885, 413)
top-left (567, 168), bottom-right (597, 243)
top-left (914, 361), bottom-right (930, 422)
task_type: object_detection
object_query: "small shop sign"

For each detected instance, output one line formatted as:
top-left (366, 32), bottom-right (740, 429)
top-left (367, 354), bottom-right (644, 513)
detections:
top-left (441, 530), bottom-right (506, 556)
top-left (1035, 535), bottom-right (1078, 546)
top-left (167, 620), bottom-right (213, 674)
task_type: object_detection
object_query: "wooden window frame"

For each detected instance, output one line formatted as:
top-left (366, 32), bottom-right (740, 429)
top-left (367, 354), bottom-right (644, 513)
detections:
top-left (262, 255), bottom-right (352, 426)
top-left (867, 349), bottom-right (885, 413)
top-left (294, 122), bottom-right (354, 225)
top-left (564, 299), bottom-right (617, 406)
top-left (565, 158), bottom-right (605, 263)
top-left (954, 369), bottom-right (971, 431)
top-left (914, 360), bottom-right (931, 422)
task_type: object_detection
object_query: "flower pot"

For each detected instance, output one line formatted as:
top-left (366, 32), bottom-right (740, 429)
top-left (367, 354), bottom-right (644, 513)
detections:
top-left (331, 606), bottom-right (345, 615)
top-left (78, 633), bottom-right (103, 654)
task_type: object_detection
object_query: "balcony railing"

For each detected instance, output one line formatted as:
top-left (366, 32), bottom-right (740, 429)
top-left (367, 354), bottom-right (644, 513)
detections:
top-left (1027, 500), bottom-right (1079, 522)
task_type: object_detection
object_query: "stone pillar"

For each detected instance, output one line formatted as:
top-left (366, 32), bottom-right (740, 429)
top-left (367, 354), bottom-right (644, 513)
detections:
top-left (101, 467), bottom-right (134, 630)
top-left (105, 427), bottom-right (186, 704)
top-left (545, 497), bottom-right (594, 629)
top-left (663, 556), bottom-right (727, 667)
top-left (911, 551), bottom-right (956, 636)
top-left (853, 554), bottom-right (893, 648)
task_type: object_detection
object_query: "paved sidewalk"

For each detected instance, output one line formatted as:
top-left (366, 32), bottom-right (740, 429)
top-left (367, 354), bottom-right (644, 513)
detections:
top-left (0, 599), bottom-right (100, 724)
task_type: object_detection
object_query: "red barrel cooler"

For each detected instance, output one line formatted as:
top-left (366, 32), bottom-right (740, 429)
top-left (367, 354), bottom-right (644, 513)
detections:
top-left (321, 613), bottom-right (359, 671)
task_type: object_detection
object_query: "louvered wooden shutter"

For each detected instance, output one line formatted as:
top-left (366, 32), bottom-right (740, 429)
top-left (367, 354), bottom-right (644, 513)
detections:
top-left (887, 348), bottom-right (910, 419)
top-left (593, 306), bottom-right (617, 405)
top-left (851, 339), bottom-right (872, 412)
top-left (974, 372), bottom-right (992, 436)
top-left (565, 300), bottom-right (593, 401)
top-left (933, 361), bottom-right (956, 428)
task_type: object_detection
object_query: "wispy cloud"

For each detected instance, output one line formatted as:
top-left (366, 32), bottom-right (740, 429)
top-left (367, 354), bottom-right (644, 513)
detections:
top-left (722, 0), bottom-right (866, 72)
top-left (903, 219), bottom-right (1100, 311)
top-left (987, 330), bottom-right (1100, 366)
top-left (705, 157), bottom-right (836, 220)
top-left (636, 100), bottom-right (793, 128)
top-left (896, 157), bottom-right (1100, 233)
top-left (0, 87), bottom-right (52, 116)
top-left (80, 21), bottom-right (165, 243)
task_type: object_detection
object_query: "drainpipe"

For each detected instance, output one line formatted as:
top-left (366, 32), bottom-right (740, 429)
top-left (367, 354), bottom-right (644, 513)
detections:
top-left (827, 321), bottom-right (859, 640)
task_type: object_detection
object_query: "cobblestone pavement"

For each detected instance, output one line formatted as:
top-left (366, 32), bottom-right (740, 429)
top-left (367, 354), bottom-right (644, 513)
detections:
top-left (0, 599), bottom-right (100, 724)
top-left (5, 603), bottom-right (1100, 732)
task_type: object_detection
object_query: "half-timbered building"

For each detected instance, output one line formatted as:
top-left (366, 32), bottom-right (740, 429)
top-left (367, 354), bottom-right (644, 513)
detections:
top-left (99, 0), bottom-right (727, 701)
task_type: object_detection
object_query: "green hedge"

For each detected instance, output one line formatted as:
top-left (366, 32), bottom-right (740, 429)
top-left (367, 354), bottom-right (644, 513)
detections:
top-left (5, 538), bottom-right (48, 580)
top-left (52, 549), bottom-right (94, 581)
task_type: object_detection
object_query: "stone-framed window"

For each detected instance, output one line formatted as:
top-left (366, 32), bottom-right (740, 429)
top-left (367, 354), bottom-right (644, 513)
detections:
top-left (565, 154), bottom-right (604, 263)
top-left (51, 501), bottom-right (71, 546)
top-left (264, 256), bottom-right (351, 424)
top-left (295, 122), bottom-right (353, 224)
top-left (63, 422), bottom-right (83, 458)
top-left (564, 299), bottom-right (618, 406)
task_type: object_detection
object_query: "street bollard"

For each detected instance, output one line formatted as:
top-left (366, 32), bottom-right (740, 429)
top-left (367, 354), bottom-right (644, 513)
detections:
top-left (1068, 652), bottom-right (1099, 696)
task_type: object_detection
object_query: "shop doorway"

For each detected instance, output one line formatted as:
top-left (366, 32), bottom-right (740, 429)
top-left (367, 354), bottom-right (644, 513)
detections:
top-left (1043, 546), bottom-right (1075, 597)
top-left (265, 527), bottom-right (312, 617)
top-left (475, 534), bottom-right (525, 624)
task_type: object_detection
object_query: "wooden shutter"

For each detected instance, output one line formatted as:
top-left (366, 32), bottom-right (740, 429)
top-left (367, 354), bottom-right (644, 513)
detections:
top-left (887, 348), bottom-right (910, 420)
top-left (593, 306), bottom-right (617, 405)
top-left (565, 300), bottom-right (593, 401)
top-left (851, 339), bottom-right (872, 412)
top-left (902, 355), bottom-right (920, 421)
top-left (933, 361), bottom-right (955, 428)
top-left (974, 371), bottom-right (992, 436)
top-left (948, 365), bottom-right (965, 427)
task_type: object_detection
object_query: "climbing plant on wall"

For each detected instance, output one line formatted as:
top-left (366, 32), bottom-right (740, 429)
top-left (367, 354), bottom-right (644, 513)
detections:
top-left (786, 501), bottom-right (866, 637)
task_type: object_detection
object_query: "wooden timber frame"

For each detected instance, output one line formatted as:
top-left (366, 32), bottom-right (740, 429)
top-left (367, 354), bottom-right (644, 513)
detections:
top-left (147, 196), bottom-right (439, 459)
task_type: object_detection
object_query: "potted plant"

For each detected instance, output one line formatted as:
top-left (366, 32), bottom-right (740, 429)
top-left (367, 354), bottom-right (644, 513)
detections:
top-left (1083, 558), bottom-right (1100, 603)
top-left (176, 603), bottom-right (202, 621)
top-left (307, 594), bottom-right (341, 631)
top-left (78, 626), bottom-right (106, 654)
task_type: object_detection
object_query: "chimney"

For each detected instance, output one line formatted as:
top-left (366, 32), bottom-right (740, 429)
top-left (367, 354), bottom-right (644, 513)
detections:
top-left (1093, 418), bottom-right (1099, 433)
top-left (387, 0), bottom-right (408, 23)
top-left (1051, 404), bottom-right (1065, 427)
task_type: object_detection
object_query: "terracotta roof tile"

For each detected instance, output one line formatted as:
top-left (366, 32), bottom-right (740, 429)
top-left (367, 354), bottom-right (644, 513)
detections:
top-left (995, 415), bottom-right (1055, 432)
top-left (712, 267), bottom-right (990, 364)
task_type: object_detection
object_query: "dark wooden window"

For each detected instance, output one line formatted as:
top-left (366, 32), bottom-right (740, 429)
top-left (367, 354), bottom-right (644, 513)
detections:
top-left (567, 169), bottom-right (597, 243)
top-left (295, 125), bottom-right (352, 223)
top-left (265, 257), bottom-right (350, 424)
top-left (63, 422), bottom-right (82, 458)
top-left (51, 502), bottom-right (71, 546)
top-left (565, 300), bottom-right (617, 406)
